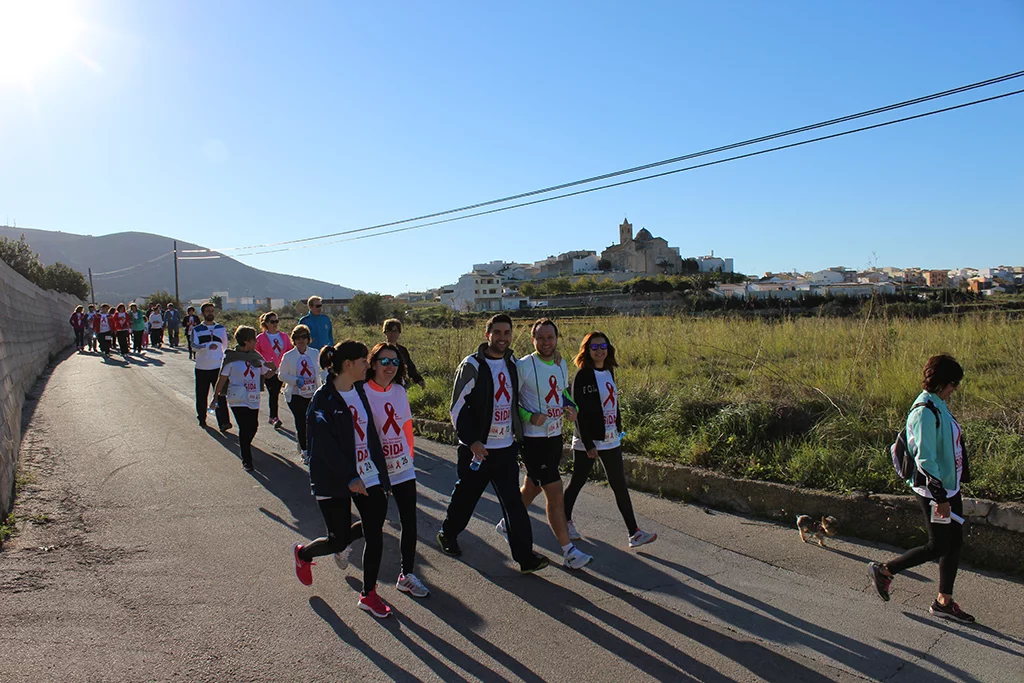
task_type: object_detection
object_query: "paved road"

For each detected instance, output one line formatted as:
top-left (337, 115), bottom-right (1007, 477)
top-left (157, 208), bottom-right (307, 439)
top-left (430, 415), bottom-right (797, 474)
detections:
top-left (2, 348), bottom-right (1023, 682)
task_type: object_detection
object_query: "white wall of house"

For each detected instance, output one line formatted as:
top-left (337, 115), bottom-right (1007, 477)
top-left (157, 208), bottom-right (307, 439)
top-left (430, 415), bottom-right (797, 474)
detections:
top-left (573, 254), bottom-right (600, 273)
top-left (697, 256), bottom-right (734, 273)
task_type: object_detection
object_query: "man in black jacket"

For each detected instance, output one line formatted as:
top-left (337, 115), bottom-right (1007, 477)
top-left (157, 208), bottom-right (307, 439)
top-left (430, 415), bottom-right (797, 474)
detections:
top-left (437, 314), bottom-right (548, 573)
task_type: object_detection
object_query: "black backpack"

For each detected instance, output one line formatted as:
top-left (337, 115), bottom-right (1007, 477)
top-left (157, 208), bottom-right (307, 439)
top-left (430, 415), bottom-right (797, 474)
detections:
top-left (890, 401), bottom-right (941, 480)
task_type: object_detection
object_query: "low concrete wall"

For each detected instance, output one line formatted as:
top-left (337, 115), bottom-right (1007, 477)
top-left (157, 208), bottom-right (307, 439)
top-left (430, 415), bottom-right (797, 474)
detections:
top-left (413, 418), bottom-right (1024, 576)
top-left (0, 259), bottom-right (82, 517)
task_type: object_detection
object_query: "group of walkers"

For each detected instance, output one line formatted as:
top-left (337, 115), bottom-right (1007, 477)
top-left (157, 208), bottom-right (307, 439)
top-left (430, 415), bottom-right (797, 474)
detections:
top-left (69, 301), bottom-right (182, 356)
top-left (72, 295), bottom-right (979, 625)
top-left (292, 312), bottom-right (656, 619)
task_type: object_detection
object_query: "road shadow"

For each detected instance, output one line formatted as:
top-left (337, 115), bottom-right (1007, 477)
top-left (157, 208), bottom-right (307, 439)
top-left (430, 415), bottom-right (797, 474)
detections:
top-left (125, 354), bottom-right (164, 367)
top-left (640, 551), bottom-right (978, 682)
top-left (900, 610), bottom-right (1024, 656)
top-left (307, 596), bottom-right (417, 682)
top-left (20, 346), bottom-right (75, 430)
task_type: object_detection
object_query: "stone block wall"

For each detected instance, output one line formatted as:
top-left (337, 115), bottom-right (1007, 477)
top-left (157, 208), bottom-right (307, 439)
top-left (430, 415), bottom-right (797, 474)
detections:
top-left (0, 259), bottom-right (82, 517)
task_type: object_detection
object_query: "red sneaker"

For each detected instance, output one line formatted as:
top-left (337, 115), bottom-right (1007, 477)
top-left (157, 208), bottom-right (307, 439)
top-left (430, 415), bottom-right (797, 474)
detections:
top-left (358, 589), bottom-right (392, 618)
top-left (293, 543), bottom-right (314, 586)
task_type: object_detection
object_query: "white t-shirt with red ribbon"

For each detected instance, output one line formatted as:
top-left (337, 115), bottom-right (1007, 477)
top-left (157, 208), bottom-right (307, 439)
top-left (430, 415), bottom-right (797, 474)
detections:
top-left (280, 347), bottom-right (320, 401)
top-left (518, 354), bottom-right (569, 439)
top-left (340, 388), bottom-right (380, 489)
top-left (364, 380), bottom-right (416, 485)
top-left (486, 357), bottom-right (514, 449)
top-left (572, 369), bottom-right (621, 451)
top-left (221, 360), bottom-right (271, 410)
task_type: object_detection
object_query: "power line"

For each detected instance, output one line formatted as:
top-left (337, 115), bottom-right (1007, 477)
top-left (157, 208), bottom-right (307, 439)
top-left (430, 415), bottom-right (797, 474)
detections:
top-left (92, 251), bottom-right (172, 278)
top-left (226, 87), bottom-right (1023, 257)
top-left (209, 69), bottom-right (1024, 254)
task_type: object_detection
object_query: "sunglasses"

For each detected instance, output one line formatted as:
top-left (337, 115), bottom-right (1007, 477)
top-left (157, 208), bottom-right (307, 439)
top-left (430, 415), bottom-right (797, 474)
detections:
top-left (266, 319), bottom-right (279, 324)
top-left (376, 357), bottom-right (401, 366)
top-left (311, 305), bottom-right (322, 309)
top-left (589, 342), bottom-right (609, 350)
top-left (293, 335), bottom-right (310, 341)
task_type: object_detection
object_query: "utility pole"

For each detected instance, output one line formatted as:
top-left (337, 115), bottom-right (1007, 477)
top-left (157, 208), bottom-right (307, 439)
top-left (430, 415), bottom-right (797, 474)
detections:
top-left (88, 267), bottom-right (95, 305)
top-left (173, 240), bottom-right (180, 304)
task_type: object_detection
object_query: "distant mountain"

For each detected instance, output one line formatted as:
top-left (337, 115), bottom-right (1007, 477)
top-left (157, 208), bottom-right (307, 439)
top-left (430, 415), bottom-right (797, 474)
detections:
top-left (0, 226), bottom-right (359, 304)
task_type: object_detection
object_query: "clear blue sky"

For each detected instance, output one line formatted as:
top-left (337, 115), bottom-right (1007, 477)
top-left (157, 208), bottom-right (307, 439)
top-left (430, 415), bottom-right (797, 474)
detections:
top-left (2, 0), bottom-right (1022, 295)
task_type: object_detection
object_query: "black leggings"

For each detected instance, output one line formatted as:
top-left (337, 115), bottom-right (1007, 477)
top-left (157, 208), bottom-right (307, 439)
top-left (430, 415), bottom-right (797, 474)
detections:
top-left (73, 328), bottom-right (85, 349)
top-left (564, 447), bottom-right (638, 536)
top-left (230, 406), bottom-right (259, 467)
top-left (287, 395), bottom-right (311, 450)
top-left (391, 479), bottom-right (419, 575)
top-left (299, 489), bottom-right (388, 593)
top-left (132, 330), bottom-right (144, 352)
top-left (265, 375), bottom-right (283, 419)
top-left (152, 328), bottom-right (164, 346)
top-left (98, 331), bottom-right (112, 354)
top-left (886, 492), bottom-right (964, 595)
top-left (116, 330), bottom-right (130, 355)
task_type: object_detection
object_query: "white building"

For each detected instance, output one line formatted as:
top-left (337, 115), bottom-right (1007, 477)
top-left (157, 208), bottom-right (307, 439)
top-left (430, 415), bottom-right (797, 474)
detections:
top-left (697, 254), bottom-right (734, 273)
top-left (444, 270), bottom-right (504, 312)
top-left (573, 254), bottom-right (600, 273)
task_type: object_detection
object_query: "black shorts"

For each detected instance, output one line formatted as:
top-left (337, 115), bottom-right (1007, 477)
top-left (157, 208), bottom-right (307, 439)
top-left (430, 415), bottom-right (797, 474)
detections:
top-left (521, 436), bottom-right (565, 486)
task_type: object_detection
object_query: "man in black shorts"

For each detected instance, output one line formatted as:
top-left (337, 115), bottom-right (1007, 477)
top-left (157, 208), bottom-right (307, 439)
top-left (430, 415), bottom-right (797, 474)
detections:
top-left (503, 318), bottom-right (592, 569)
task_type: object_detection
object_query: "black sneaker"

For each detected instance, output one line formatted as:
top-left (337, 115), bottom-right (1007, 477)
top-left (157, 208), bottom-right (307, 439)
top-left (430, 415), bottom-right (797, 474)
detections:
top-left (436, 530), bottom-right (461, 557)
top-left (219, 423), bottom-right (232, 432)
top-left (519, 554), bottom-right (550, 574)
top-left (242, 462), bottom-right (254, 472)
top-left (929, 600), bottom-right (975, 624)
top-left (198, 419), bottom-right (208, 428)
top-left (868, 562), bottom-right (892, 602)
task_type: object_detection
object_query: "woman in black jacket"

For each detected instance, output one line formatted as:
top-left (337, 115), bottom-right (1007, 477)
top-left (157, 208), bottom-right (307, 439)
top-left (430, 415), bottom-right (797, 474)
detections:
top-left (564, 331), bottom-right (657, 549)
top-left (292, 340), bottom-right (394, 618)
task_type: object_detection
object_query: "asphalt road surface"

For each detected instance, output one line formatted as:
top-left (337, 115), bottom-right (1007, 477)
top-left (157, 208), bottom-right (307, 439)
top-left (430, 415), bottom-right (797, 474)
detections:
top-left (2, 347), bottom-right (1023, 682)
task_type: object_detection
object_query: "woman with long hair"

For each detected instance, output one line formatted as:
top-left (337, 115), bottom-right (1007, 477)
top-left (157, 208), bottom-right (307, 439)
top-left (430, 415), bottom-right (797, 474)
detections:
top-left (112, 303), bottom-right (131, 357)
top-left (254, 311), bottom-right (292, 429)
top-left (364, 343), bottom-right (429, 598)
top-left (869, 354), bottom-right (975, 623)
top-left (212, 326), bottom-right (274, 471)
top-left (278, 324), bottom-right (319, 463)
top-left (128, 303), bottom-right (147, 353)
top-left (564, 331), bottom-right (656, 549)
top-left (292, 340), bottom-right (394, 618)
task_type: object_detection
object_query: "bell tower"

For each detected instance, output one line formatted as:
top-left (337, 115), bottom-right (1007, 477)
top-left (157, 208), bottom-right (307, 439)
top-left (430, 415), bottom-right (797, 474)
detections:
top-left (619, 218), bottom-right (633, 245)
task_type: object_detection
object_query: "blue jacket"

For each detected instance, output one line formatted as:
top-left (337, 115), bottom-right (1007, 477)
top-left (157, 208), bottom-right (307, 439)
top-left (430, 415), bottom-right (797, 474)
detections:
top-left (298, 312), bottom-right (334, 350)
top-left (306, 381), bottom-right (390, 498)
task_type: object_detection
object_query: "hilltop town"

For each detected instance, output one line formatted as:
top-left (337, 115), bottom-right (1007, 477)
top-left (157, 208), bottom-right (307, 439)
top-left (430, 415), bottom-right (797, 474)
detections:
top-left (379, 219), bottom-right (1022, 313)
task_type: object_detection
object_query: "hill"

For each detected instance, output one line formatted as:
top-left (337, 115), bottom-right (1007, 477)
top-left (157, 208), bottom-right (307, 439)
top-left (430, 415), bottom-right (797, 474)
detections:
top-left (0, 226), bottom-right (359, 304)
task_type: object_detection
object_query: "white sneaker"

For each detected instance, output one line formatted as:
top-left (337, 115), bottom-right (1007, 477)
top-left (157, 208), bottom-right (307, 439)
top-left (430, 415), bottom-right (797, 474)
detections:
top-left (566, 519), bottom-right (581, 541)
top-left (495, 518), bottom-right (508, 540)
top-left (301, 450), bottom-right (309, 466)
top-left (563, 545), bottom-right (593, 570)
top-left (396, 572), bottom-right (430, 598)
top-left (334, 545), bottom-right (354, 569)
top-left (628, 529), bottom-right (657, 549)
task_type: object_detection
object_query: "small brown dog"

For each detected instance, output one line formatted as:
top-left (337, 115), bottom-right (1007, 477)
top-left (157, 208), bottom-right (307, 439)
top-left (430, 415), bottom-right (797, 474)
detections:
top-left (796, 515), bottom-right (838, 547)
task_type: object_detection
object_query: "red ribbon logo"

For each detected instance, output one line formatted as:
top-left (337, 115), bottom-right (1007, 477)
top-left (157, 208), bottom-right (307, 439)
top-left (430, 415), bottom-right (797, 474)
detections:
top-left (243, 363), bottom-right (255, 378)
top-left (545, 375), bottom-right (559, 403)
top-left (603, 382), bottom-right (616, 407)
top-left (299, 359), bottom-right (313, 377)
top-left (382, 402), bottom-right (401, 435)
top-left (272, 338), bottom-right (282, 354)
top-left (495, 372), bottom-right (511, 402)
top-left (349, 405), bottom-right (366, 440)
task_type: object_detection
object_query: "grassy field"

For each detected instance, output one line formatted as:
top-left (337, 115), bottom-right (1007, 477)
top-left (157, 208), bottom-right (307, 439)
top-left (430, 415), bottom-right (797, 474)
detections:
top-left (220, 310), bottom-right (1024, 501)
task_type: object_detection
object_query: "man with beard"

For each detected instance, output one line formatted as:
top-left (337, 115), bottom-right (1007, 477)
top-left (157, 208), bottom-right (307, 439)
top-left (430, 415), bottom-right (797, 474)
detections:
top-left (437, 314), bottom-right (548, 574)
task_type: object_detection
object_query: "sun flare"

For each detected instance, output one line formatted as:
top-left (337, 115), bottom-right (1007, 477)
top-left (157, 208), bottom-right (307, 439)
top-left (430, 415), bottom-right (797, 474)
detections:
top-left (0, 0), bottom-right (81, 85)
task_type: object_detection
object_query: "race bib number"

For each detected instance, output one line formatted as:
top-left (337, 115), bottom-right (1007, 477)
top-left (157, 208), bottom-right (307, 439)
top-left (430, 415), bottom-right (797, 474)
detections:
top-left (490, 406), bottom-right (512, 440)
top-left (604, 413), bottom-right (618, 442)
top-left (384, 444), bottom-right (414, 477)
top-left (546, 406), bottom-right (563, 437)
top-left (356, 447), bottom-right (378, 478)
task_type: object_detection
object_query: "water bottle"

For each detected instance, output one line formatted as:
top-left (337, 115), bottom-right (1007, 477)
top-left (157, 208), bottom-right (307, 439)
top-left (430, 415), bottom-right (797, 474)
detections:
top-left (469, 453), bottom-right (484, 471)
top-left (208, 396), bottom-right (220, 414)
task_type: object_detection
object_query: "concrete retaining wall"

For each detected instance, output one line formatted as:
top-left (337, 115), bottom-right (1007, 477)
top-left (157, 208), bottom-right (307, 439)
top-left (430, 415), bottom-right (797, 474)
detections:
top-left (0, 259), bottom-right (82, 517)
top-left (412, 419), bottom-right (1024, 576)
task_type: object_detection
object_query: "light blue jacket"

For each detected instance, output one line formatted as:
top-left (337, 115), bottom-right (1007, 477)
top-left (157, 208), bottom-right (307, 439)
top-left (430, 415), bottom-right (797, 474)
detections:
top-left (906, 391), bottom-right (957, 493)
top-left (298, 312), bottom-right (334, 350)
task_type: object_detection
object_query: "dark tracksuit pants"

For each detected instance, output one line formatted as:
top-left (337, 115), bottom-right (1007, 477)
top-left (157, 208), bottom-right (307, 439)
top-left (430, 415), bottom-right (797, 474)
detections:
top-left (230, 406), bottom-right (259, 467)
top-left (195, 368), bottom-right (231, 427)
top-left (287, 395), bottom-right (311, 450)
top-left (887, 492), bottom-right (964, 595)
top-left (264, 375), bottom-right (283, 420)
top-left (441, 444), bottom-right (534, 565)
top-left (167, 325), bottom-right (180, 347)
top-left (298, 490), bottom-right (388, 593)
